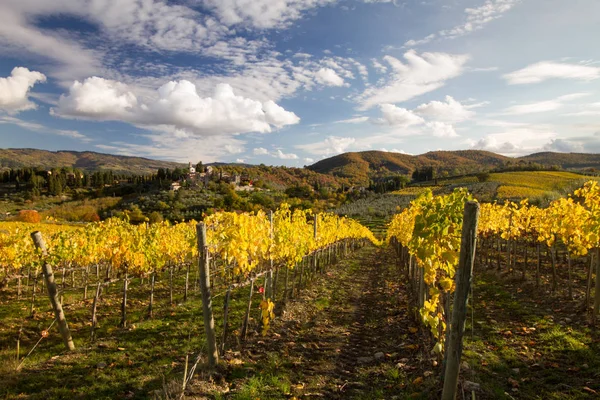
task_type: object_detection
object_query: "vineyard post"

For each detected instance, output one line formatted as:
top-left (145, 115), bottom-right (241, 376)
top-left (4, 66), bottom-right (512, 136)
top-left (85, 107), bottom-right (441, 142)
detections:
top-left (30, 231), bottom-right (75, 351)
top-left (148, 271), bottom-right (155, 319)
top-left (120, 266), bottom-right (128, 328)
top-left (536, 243), bottom-right (541, 288)
top-left (241, 278), bottom-right (255, 341)
top-left (291, 267), bottom-right (297, 298)
top-left (594, 247), bottom-right (600, 321)
top-left (586, 253), bottom-right (593, 308)
top-left (284, 266), bottom-right (289, 303)
top-left (273, 266), bottom-right (279, 300)
top-left (522, 241), bottom-right (528, 280)
top-left (169, 264), bottom-right (174, 305)
top-left (550, 245), bottom-right (558, 292)
top-left (197, 223), bottom-right (218, 368)
top-left (91, 282), bottom-right (101, 341)
top-left (221, 286), bottom-right (232, 355)
top-left (29, 274), bottom-right (36, 317)
top-left (441, 201), bottom-right (479, 400)
top-left (567, 254), bottom-right (573, 300)
top-left (83, 266), bottom-right (89, 300)
top-left (184, 264), bottom-right (190, 302)
top-left (313, 214), bottom-right (318, 274)
top-left (299, 257), bottom-right (305, 287)
top-left (268, 211), bottom-right (274, 299)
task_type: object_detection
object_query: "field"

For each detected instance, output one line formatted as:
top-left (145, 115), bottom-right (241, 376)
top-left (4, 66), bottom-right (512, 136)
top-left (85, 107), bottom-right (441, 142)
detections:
top-left (2, 180), bottom-right (600, 399)
top-left (395, 171), bottom-right (596, 204)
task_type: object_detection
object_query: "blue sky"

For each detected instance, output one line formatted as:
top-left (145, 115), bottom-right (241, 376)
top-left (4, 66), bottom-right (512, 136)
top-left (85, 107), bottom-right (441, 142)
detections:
top-left (0, 0), bottom-right (599, 166)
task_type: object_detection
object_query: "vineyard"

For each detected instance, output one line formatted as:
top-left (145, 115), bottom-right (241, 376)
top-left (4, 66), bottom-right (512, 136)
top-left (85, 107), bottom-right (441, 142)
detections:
top-left (1, 182), bottom-right (600, 398)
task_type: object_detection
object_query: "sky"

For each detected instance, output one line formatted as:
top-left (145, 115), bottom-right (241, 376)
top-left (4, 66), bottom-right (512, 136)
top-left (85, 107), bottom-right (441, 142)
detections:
top-left (0, 0), bottom-right (599, 166)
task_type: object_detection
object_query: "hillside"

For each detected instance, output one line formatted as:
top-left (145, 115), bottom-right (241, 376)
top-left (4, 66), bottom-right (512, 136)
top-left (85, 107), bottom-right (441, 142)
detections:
top-left (519, 152), bottom-right (600, 169)
top-left (308, 150), bottom-right (600, 184)
top-left (308, 150), bottom-right (510, 184)
top-left (0, 148), bottom-right (186, 175)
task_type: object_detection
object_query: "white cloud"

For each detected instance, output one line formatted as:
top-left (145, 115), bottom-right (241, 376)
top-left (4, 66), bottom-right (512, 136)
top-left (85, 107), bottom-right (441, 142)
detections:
top-left (503, 61), bottom-right (600, 84)
top-left (253, 147), bottom-right (269, 155)
top-left (53, 78), bottom-right (300, 136)
top-left (378, 104), bottom-right (425, 127)
top-left (543, 138), bottom-right (584, 153)
top-left (358, 50), bottom-right (469, 109)
top-left (0, 115), bottom-right (90, 141)
top-left (414, 96), bottom-right (475, 122)
top-left (371, 59), bottom-right (388, 74)
top-left (404, 0), bottom-right (520, 47)
top-left (95, 133), bottom-right (245, 163)
top-left (502, 92), bottom-right (591, 115)
top-left (274, 149), bottom-right (299, 159)
top-left (236, 158), bottom-right (245, 163)
top-left (0, 0), bottom-right (231, 83)
top-left (404, 34), bottom-right (436, 47)
top-left (0, 67), bottom-right (47, 113)
top-left (54, 77), bottom-right (138, 120)
top-left (296, 136), bottom-right (356, 156)
top-left (426, 121), bottom-right (458, 138)
top-left (202, 0), bottom-right (336, 29)
top-left (562, 102), bottom-right (600, 117)
top-left (304, 157), bottom-right (314, 163)
top-left (503, 100), bottom-right (562, 115)
top-left (334, 116), bottom-right (369, 124)
top-left (315, 67), bottom-right (345, 87)
top-left (468, 128), bottom-right (557, 156)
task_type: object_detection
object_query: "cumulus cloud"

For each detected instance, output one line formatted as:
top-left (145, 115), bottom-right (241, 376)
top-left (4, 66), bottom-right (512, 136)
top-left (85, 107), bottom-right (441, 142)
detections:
top-left (296, 136), bottom-right (357, 156)
top-left (368, 96), bottom-right (475, 138)
top-left (314, 67), bottom-right (345, 87)
top-left (54, 77), bottom-right (137, 119)
top-left (53, 78), bottom-right (300, 136)
top-left (274, 149), bottom-right (299, 159)
top-left (358, 50), bottom-right (469, 109)
top-left (503, 61), bottom-right (600, 84)
top-left (377, 104), bottom-right (424, 127)
top-left (404, 0), bottom-right (520, 47)
top-left (468, 128), bottom-right (558, 156)
top-left (426, 121), bottom-right (458, 138)
top-left (414, 96), bottom-right (475, 122)
top-left (0, 67), bottom-right (47, 113)
top-left (253, 147), bottom-right (269, 155)
top-left (543, 138), bottom-right (584, 153)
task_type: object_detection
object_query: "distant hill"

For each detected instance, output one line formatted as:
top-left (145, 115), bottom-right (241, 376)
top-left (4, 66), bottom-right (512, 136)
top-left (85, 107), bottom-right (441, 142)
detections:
top-left (308, 150), bottom-right (600, 184)
top-left (0, 148), bottom-right (186, 175)
top-left (519, 152), bottom-right (600, 169)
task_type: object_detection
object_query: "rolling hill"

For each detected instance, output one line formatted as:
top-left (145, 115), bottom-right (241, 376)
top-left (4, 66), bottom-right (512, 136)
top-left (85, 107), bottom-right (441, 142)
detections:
top-left (307, 150), bottom-right (600, 184)
top-left (0, 148), bottom-right (186, 175)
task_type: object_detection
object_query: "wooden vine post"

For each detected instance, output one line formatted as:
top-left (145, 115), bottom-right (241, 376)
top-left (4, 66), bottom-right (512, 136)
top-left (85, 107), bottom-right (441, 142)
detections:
top-left (594, 248), bottom-right (600, 322)
top-left (441, 201), bottom-right (480, 400)
top-left (30, 231), bottom-right (76, 352)
top-left (313, 214), bottom-right (318, 274)
top-left (197, 223), bottom-right (218, 369)
top-left (267, 211), bottom-right (274, 300)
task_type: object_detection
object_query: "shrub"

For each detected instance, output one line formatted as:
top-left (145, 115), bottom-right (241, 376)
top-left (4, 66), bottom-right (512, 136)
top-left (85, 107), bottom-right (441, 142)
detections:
top-left (16, 210), bottom-right (41, 223)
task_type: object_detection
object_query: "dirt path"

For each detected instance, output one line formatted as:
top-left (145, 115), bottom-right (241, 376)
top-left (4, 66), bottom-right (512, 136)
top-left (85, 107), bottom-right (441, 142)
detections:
top-left (205, 244), bottom-right (437, 399)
